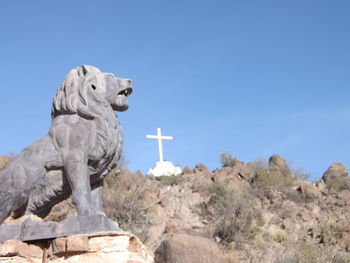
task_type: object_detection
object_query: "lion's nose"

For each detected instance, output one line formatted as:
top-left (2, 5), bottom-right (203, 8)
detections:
top-left (127, 79), bottom-right (132, 85)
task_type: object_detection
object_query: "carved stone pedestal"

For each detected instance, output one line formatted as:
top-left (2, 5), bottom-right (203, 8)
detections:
top-left (0, 215), bottom-right (119, 243)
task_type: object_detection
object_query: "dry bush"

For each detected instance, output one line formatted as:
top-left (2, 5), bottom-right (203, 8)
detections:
top-left (104, 169), bottom-right (156, 240)
top-left (156, 175), bottom-right (180, 186)
top-left (207, 182), bottom-right (257, 244)
top-left (333, 256), bottom-right (350, 263)
top-left (220, 151), bottom-right (237, 167)
top-left (251, 159), bottom-right (315, 205)
top-left (276, 257), bottom-right (299, 263)
top-left (292, 168), bottom-right (310, 181)
top-left (276, 241), bottom-right (344, 263)
top-left (0, 155), bottom-right (12, 171)
top-left (252, 159), bottom-right (296, 188)
top-left (44, 198), bottom-right (76, 222)
top-left (224, 252), bottom-right (238, 263)
top-left (325, 176), bottom-right (350, 192)
top-left (318, 219), bottom-right (349, 247)
top-left (268, 225), bottom-right (288, 243)
top-left (283, 189), bottom-right (305, 204)
top-left (294, 242), bottom-right (319, 263)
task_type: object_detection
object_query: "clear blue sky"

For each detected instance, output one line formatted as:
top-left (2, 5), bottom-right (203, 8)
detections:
top-left (0, 1), bottom-right (349, 180)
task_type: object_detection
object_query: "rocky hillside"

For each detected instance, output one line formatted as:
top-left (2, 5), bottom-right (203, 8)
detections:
top-left (1, 154), bottom-right (350, 263)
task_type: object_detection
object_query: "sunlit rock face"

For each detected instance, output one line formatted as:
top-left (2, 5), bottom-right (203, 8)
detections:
top-left (0, 232), bottom-right (154, 263)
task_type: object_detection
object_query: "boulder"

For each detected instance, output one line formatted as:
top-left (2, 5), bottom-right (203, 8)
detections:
top-left (297, 208), bottom-right (315, 223)
top-left (194, 163), bottom-right (212, 178)
top-left (182, 166), bottom-right (193, 174)
top-left (213, 166), bottom-right (234, 182)
top-left (297, 183), bottom-right (321, 200)
top-left (263, 188), bottom-right (287, 204)
top-left (322, 162), bottom-right (348, 182)
top-left (155, 234), bottom-right (227, 263)
top-left (239, 162), bottom-right (255, 181)
top-left (194, 163), bottom-right (209, 173)
top-left (213, 161), bottom-right (254, 183)
top-left (338, 190), bottom-right (350, 205)
top-left (0, 239), bottom-right (29, 258)
top-left (269, 154), bottom-right (291, 178)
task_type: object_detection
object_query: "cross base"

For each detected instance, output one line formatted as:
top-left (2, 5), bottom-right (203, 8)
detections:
top-left (147, 161), bottom-right (181, 177)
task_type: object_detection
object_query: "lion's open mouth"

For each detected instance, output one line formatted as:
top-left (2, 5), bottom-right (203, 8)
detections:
top-left (118, 88), bottom-right (132, 97)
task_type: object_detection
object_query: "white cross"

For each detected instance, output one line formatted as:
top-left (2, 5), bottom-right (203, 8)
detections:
top-left (146, 128), bottom-right (173, 162)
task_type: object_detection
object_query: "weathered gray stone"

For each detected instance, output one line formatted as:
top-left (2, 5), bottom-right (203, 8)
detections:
top-left (0, 65), bottom-right (131, 242)
top-left (0, 215), bottom-right (120, 243)
top-left (0, 224), bottom-right (23, 242)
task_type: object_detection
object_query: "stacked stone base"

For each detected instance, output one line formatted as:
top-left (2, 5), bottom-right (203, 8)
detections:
top-left (0, 232), bottom-right (154, 263)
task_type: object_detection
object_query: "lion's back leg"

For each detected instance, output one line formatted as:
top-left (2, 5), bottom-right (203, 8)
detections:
top-left (0, 168), bottom-right (17, 223)
top-left (0, 165), bottom-right (30, 223)
top-left (0, 190), bottom-right (30, 224)
top-left (11, 191), bottom-right (30, 219)
top-left (0, 191), bottom-right (15, 224)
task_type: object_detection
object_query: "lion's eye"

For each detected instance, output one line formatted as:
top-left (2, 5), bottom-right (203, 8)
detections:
top-left (91, 85), bottom-right (97, 90)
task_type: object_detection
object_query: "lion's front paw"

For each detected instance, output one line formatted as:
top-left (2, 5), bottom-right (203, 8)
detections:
top-left (78, 206), bottom-right (107, 217)
top-left (77, 206), bottom-right (97, 217)
top-left (96, 211), bottom-right (107, 217)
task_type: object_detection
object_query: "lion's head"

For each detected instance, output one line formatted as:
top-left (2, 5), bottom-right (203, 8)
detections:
top-left (51, 65), bottom-right (132, 119)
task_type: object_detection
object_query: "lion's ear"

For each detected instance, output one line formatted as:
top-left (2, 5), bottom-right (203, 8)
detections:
top-left (78, 65), bottom-right (88, 77)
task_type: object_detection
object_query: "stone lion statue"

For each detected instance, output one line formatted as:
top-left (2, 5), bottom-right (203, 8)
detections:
top-left (0, 65), bottom-right (132, 224)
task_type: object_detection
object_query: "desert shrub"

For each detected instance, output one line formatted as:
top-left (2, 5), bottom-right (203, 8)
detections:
top-left (207, 182), bottom-right (256, 244)
top-left (295, 242), bottom-right (320, 263)
top-left (325, 176), bottom-right (350, 192)
top-left (282, 189), bottom-right (305, 204)
top-left (276, 244), bottom-right (348, 263)
top-left (220, 151), bottom-right (237, 167)
top-left (253, 159), bottom-right (296, 188)
top-left (269, 225), bottom-right (288, 243)
top-left (293, 168), bottom-right (310, 181)
top-left (104, 169), bottom-right (154, 240)
top-left (253, 159), bottom-right (278, 186)
top-left (276, 257), bottom-right (299, 263)
top-left (44, 198), bottom-right (77, 222)
top-left (156, 175), bottom-right (180, 186)
top-left (252, 159), bottom-right (311, 198)
top-left (318, 220), bottom-right (346, 246)
top-left (293, 241), bottom-right (340, 263)
top-left (333, 256), bottom-right (350, 263)
top-left (224, 252), bottom-right (238, 263)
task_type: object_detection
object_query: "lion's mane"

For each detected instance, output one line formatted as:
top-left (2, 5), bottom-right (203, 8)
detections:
top-left (52, 65), bottom-right (109, 120)
top-left (51, 65), bottom-right (122, 174)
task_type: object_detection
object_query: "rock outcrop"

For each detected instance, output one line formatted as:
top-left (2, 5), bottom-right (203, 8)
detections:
top-left (322, 162), bottom-right (348, 182)
top-left (155, 234), bottom-right (230, 263)
top-left (4, 154), bottom-right (350, 263)
top-left (269, 154), bottom-right (291, 178)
